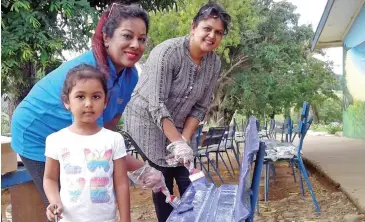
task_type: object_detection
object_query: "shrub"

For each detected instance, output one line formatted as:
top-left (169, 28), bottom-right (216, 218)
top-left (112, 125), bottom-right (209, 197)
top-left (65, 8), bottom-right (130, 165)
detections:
top-left (311, 123), bottom-right (327, 132)
top-left (1, 112), bottom-right (10, 135)
top-left (327, 122), bottom-right (342, 134)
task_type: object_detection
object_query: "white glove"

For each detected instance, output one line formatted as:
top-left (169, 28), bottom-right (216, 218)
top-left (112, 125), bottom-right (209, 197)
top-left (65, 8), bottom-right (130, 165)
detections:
top-left (127, 162), bottom-right (166, 192)
top-left (127, 162), bottom-right (174, 204)
top-left (165, 140), bottom-right (194, 171)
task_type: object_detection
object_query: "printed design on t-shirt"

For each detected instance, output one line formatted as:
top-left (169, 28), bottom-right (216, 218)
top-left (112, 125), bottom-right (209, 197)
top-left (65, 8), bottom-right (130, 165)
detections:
top-left (90, 177), bottom-right (110, 203)
top-left (84, 149), bottom-right (112, 172)
top-left (68, 177), bottom-right (86, 202)
top-left (61, 148), bottom-right (81, 174)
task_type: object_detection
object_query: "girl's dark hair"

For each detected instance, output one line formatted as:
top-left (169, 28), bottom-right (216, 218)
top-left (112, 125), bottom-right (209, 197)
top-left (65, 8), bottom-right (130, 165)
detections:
top-left (92, 4), bottom-right (149, 74)
top-left (193, 2), bottom-right (231, 35)
top-left (62, 64), bottom-right (108, 103)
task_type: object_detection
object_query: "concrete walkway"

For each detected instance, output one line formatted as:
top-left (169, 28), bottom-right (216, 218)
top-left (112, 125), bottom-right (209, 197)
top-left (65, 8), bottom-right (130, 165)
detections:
top-left (299, 135), bottom-right (365, 213)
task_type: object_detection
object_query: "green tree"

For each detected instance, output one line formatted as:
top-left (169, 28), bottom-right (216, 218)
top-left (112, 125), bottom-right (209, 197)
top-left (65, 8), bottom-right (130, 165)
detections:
top-left (318, 97), bottom-right (342, 124)
top-left (222, 0), bottom-right (338, 123)
top-left (1, 0), bottom-right (180, 117)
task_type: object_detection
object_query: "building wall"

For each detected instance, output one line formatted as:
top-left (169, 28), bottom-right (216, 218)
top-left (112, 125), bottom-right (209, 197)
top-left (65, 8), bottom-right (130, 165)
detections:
top-left (342, 4), bottom-right (365, 139)
top-left (344, 5), bottom-right (365, 48)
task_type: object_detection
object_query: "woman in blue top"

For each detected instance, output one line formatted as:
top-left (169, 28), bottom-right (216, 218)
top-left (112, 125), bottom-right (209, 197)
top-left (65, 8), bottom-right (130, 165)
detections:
top-left (11, 4), bottom-right (164, 206)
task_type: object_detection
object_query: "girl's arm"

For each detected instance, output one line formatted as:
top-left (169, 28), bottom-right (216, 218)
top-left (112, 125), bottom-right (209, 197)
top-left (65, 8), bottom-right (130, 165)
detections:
top-left (104, 114), bottom-right (122, 131)
top-left (43, 157), bottom-right (62, 205)
top-left (125, 154), bottom-right (144, 171)
top-left (114, 157), bottom-right (131, 222)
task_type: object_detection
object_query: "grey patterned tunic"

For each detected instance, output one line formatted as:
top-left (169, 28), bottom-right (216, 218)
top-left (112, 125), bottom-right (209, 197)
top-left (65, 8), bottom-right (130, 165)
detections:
top-left (124, 36), bottom-right (221, 167)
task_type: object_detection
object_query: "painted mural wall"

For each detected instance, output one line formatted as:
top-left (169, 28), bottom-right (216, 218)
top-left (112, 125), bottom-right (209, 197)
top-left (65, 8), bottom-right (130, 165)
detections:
top-left (343, 4), bottom-right (365, 139)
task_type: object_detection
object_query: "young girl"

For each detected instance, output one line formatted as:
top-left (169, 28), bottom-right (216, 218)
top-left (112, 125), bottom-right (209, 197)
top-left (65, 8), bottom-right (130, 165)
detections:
top-left (43, 64), bottom-right (130, 222)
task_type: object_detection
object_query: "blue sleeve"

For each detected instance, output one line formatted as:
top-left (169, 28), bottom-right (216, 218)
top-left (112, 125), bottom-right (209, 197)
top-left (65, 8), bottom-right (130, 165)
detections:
top-left (118, 67), bottom-right (139, 114)
top-left (102, 66), bottom-right (139, 124)
top-left (97, 114), bottom-right (104, 127)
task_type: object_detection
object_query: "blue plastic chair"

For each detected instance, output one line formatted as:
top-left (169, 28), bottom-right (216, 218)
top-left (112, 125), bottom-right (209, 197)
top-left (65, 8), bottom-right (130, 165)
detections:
top-left (196, 127), bottom-right (228, 184)
top-left (227, 118), bottom-right (241, 167)
top-left (262, 102), bottom-right (320, 212)
top-left (193, 124), bottom-right (217, 186)
top-left (204, 125), bottom-right (237, 177)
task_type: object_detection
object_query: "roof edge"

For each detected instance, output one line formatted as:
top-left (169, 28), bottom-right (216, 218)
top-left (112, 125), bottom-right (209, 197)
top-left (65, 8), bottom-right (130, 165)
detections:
top-left (311, 0), bottom-right (335, 51)
top-left (316, 41), bottom-right (343, 49)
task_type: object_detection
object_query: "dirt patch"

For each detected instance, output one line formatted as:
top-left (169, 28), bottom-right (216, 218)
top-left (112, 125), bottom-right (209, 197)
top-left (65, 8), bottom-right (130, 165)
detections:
top-left (258, 162), bottom-right (339, 202)
top-left (1, 189), bottom-right (10, 222)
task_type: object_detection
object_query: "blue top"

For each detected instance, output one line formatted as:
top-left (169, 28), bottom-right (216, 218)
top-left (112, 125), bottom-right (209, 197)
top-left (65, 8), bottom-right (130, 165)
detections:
top-left (11, 50), bottom-right (139, 162)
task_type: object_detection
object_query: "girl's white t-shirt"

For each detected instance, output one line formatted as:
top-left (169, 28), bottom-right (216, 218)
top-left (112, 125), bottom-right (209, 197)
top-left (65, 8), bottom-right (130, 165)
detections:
top-left (45, 127), bottom-right (127, 222)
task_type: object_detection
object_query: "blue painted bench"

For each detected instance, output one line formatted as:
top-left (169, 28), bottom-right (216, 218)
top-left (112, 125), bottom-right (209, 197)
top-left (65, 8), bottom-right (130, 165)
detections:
top-left (167, 116), bottom-right (265, 222)
top-left (1, 166), bottom-right (47, 221)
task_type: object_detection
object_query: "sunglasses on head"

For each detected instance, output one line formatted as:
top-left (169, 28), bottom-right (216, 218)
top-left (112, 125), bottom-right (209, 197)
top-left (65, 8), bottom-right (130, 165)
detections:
top-left (200, 7), bottom-right (231, 24)
top-left (108, 2), bottom-right (122, 18)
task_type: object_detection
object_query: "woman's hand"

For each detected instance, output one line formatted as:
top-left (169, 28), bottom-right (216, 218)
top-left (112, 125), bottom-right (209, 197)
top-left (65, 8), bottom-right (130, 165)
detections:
top-left (165, 140), bottom-right (194, 167)
top-left (46, 202), bottom-right (63, 221)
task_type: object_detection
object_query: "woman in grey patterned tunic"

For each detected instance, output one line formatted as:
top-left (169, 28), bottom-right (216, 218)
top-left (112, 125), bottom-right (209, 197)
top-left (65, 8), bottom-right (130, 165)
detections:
top-left (124, 2), bottom-right (231, 221)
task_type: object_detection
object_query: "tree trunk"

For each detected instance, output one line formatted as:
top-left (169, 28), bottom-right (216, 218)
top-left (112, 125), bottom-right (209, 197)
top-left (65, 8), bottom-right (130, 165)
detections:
top-left (8, 62), bottom-right (36, 120)
top-left (311, 105), bottom-right (320, 123)
top-left (223, 109), bottom-right (235, 126)
top-left (206, 55), bottom-right (249, 123)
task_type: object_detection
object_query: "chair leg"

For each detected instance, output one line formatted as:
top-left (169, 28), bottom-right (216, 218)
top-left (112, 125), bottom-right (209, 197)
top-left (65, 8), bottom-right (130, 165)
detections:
top-left (291, 159), bottom-right (297, 183)
top-left (231, 147), bottom-right (241, 167)
top-left (199, 158), bottom-right (216, 186)
top-left (235, 140), bottom-right (241, 156)
top-left (218, 152), bottom-right (234, 178)
top-left (224, 151), bottom-right (236, 177)
top-left (298, 162), bottom-right (305, 197)
top-left (291, 132), bottom-right (297, 142)
top-left (269, 163), bottom-right (276, 182)
top-left (297, 157), bottom-right (320, 212)
top-left (199, 157), bottom-right (203, 170)
top-left (270, 163), bottom-right (276, 177)
top-left (216, 152), bottom-right (219, 169)
top-left (207, 156), bottom-right (210, 172)
top-left (208, 158), bottom-right (224, 184)
top-left (264, 163), bottom-right (269, 201)
top-left (235, 141), bottom-right (239, 155)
